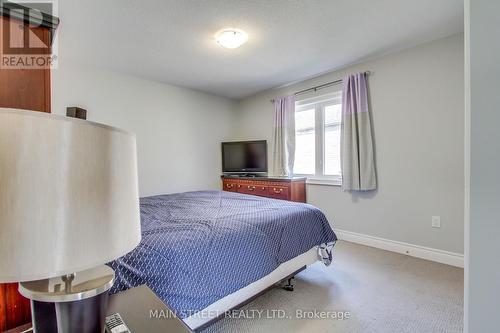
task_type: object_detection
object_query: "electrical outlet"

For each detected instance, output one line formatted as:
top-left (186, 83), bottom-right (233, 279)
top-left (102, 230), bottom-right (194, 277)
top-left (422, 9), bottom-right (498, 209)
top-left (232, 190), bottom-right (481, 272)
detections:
top-left (432, 216), bottom-right (441, 228)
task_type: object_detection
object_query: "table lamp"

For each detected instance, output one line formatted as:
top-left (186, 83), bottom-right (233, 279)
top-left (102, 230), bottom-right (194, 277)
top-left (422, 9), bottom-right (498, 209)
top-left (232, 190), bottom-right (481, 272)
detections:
top-left (0, 108), bottom-right (141, 332)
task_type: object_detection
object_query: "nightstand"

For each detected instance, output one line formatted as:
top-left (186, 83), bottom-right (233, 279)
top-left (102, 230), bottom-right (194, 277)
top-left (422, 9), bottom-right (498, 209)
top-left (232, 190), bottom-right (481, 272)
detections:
top-left (4, 285), bottom-right (192, 333)
top-left (107, 285), bottom-right (193, 333)
top-left (4, 323), bottom-right (32, 333)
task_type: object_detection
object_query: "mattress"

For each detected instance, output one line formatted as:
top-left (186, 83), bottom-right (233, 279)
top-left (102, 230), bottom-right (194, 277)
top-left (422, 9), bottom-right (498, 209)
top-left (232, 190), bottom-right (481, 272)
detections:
top-left (184, 247), bottom-right (320, 330)
top-left (107, 190), bottom-right (337, 318)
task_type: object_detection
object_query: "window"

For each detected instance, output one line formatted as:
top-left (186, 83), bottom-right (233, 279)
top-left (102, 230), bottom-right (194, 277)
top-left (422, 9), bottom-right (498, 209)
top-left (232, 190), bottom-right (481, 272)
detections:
top-left (294, 108), bottom-right (315, 174)
top-left (294, 92), bottom-right (342, 185)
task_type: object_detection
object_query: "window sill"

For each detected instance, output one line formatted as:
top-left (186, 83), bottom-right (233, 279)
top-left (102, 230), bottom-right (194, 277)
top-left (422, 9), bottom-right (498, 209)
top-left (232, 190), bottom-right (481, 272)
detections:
top-left (305, 178), bottom-right (342, 186)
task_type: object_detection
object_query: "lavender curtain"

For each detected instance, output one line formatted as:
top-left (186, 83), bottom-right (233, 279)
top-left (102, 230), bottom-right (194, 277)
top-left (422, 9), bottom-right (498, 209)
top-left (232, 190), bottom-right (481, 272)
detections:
top-left (273, 95), bottom-right (295, 176)
top-left (341, 73), bottom-right (377, 191)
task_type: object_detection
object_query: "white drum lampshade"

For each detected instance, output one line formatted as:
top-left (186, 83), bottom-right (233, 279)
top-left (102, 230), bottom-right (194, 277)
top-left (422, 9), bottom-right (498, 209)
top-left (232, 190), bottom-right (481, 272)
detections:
top-left (0, 108), bottom-right (141, 282)
top-left (0, 108), bottom-right (142, 332)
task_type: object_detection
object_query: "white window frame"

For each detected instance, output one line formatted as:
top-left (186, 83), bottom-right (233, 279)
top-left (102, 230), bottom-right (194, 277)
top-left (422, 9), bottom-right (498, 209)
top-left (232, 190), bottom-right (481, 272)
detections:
top-left (294, 92), bottom-right (342, 186)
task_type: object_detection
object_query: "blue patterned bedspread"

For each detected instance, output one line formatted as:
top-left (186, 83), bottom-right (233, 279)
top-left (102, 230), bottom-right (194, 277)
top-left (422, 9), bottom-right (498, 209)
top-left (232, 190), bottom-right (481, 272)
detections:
top-left (107, 190), bottom-right (337, 318)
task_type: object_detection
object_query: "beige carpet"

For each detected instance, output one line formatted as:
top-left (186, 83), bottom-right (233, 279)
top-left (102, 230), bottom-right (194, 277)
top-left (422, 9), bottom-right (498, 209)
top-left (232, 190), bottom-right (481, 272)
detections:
top-left (201, 241), bottom-right (463, 333)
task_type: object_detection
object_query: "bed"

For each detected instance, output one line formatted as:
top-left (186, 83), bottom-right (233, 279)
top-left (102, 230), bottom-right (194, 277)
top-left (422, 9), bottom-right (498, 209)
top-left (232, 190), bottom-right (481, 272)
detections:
top-left (107, 190), bottom-right (337, 330)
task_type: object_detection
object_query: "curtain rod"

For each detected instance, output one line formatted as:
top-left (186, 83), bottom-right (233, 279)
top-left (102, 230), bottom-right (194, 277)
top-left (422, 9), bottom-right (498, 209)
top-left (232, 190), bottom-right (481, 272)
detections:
top-left (270, 71), bottom-right (371, 103)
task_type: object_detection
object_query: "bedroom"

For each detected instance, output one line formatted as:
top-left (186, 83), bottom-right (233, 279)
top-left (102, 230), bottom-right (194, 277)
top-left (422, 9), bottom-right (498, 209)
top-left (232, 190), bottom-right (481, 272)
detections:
top-left (0, 0), bottom-right (498, 332)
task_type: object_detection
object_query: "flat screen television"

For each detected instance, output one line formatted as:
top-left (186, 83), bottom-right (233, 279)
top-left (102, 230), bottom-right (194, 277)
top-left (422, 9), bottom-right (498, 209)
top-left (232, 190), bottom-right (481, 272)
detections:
top-left (221, 140), bottom-right (268, 174)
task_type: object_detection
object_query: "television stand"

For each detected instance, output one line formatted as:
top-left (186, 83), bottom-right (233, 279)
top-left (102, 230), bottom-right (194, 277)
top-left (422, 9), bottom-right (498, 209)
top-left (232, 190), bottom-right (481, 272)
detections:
top-left (221, 175), bottom-right (306, 203)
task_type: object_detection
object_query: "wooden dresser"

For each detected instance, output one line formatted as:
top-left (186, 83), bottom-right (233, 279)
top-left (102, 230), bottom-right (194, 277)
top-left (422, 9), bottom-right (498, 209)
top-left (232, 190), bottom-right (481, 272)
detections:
top-left (221, 176), bottom-right (306, 203)
top-left (0, 3), bottom-right (59, 331)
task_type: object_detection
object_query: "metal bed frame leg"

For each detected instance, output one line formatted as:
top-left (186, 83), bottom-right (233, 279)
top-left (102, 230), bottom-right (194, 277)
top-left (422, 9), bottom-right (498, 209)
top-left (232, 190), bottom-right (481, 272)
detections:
top-left (283, 277), bottom-right (294, 291)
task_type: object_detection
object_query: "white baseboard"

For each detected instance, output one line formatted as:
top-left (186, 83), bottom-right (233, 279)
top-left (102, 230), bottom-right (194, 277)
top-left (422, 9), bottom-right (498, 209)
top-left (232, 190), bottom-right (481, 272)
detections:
top-left (334, 229), bottom-right (464, 268)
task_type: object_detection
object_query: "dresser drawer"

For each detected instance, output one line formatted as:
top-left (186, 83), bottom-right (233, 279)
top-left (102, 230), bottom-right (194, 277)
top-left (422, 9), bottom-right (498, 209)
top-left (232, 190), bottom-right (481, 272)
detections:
top-left (223, 180), bottom-right (238, 192)
top-left (267, 186), bottom-right (290, 200)
top-left (238, 183), bottom-right (268, 197)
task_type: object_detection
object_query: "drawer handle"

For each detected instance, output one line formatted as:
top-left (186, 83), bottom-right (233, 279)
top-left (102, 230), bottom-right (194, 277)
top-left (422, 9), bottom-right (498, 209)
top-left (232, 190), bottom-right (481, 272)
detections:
top-left (247, 185), bottom-right (255, 191)
top-left (226, 183), bottom-right (233, 189)
top-left (273, 188), bottom-right (283, 194)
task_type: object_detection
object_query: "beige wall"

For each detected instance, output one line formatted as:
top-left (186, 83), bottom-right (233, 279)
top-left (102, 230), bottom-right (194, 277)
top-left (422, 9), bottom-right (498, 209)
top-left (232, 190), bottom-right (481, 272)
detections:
top-left (52, 61), bottom-right (236, 197)
top-left (233, 34), bottom-right (465, 254)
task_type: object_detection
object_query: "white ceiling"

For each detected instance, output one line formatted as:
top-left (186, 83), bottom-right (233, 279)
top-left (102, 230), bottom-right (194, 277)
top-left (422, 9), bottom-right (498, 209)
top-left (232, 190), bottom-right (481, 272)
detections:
top-left (58, 0), bottom-right (463, 99)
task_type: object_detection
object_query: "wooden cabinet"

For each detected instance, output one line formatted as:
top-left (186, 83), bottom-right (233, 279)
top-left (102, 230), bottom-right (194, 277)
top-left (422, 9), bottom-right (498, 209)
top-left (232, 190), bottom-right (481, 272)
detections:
top-left (0, 16), bottom-right (52, 112)
top-left (0, 3), bottom-right (59, 331)
top-left (222, 176), bottom-right (306, 203)
top-left (0, 285), bottom-right (31, 332)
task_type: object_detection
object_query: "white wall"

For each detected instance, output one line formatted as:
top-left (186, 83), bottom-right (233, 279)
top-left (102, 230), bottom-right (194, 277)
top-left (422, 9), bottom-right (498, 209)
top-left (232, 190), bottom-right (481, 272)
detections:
top-left (465, 0), bottom-right (500, 331)
top-left (233, 34), bottom-right (464, 254)
top-left (52, 61), bottom-right (235, 197)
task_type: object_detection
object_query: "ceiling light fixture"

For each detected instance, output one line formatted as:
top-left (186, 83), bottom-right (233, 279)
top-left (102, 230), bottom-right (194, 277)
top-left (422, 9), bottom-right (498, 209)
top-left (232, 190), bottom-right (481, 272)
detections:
top-left (215, 28), bottom-right (248, 49)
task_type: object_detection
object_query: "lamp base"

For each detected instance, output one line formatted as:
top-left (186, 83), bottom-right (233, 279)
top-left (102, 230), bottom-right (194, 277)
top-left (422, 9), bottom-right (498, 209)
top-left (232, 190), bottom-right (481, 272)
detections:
top-left (19, 265), bottom-right (115, 333)
top-left (31, 292), bottom-right (109, 333)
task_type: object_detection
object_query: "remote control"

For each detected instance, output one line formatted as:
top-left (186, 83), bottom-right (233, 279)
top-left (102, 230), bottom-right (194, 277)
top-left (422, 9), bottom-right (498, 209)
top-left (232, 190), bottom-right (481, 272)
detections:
top-left (105, 313), bottom-right (131, 333)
